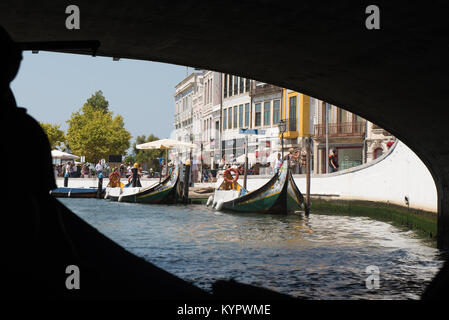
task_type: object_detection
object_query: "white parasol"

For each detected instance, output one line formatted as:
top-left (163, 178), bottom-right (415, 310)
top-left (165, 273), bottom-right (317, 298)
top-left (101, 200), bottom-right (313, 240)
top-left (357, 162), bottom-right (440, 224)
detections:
top-left (51, 150), bottom-right (80, 159)
top-left (136, 138), bottom-right (197, 150)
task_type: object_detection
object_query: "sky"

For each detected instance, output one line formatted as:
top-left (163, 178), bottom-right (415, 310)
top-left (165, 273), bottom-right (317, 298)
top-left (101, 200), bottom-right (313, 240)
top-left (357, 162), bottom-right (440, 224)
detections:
top-left (11, 51), bottom-right (192, 141)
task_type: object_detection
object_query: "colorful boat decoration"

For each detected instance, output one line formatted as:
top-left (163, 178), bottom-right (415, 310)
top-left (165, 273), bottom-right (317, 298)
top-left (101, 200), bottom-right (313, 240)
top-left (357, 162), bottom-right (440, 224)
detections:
top-left (207, 161), bottom-right (304, 214)
top-left (50, 187), bottom-right (105, 198)
top-left (105, 166), bottom-right (180, 204)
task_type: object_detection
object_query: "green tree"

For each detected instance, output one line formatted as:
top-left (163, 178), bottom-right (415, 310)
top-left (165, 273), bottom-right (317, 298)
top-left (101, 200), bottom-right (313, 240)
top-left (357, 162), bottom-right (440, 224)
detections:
top-left (66, 99), bottom-right (131, 163)
top-left (38, 122), bottom-right (66, 149)
top-left (133, 134), bottom-right (164, 171)
top-left (123, 154), bottom-right (135, 166)
top-left (87, 90), bottom-right (109, 113)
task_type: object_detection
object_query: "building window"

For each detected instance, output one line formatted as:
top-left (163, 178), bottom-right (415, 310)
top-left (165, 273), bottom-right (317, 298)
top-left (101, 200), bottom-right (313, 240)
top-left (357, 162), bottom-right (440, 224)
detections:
top-left (239, 77), bottom-right (244, 94)
top-left (245, 103), bottom-right (250, 127)
top-left (238, 104), bottom-right (244, 128)
top-left (223, 74), bottom-right (228, 98)
top-left (228, 107), bottom-right (232, 129)
top-left (223, 108), bottom-right (227, 130)
top-left (338, 108), bottom-right (348, 123)
top-left (273, 99), bottom-right (280, 124)
top-left (229, 75), bottom-right (233, 97)
top-left (233, 76), bottom-right (239, 95)
top-left (245, 78), bottom-right (250, 92)
top-left (204, 81), bottom-right (210, 104)
top-left (209, 79), bottom-right (213, 103)
top-left (233, 105), bottom-right (238, 129)
top-left (255, 103), bottom-right (262, 127)
top-left (289, 96), bottom-right (297, 131)
top-left (263, 101), bottom-right (271, 126)
top-left (353, 113), bottom-right (363, 123)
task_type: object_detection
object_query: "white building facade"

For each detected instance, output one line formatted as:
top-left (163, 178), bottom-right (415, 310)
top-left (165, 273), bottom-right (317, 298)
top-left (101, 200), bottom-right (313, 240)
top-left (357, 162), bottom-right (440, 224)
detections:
top-left (173, 72), bottom-right (203, 161)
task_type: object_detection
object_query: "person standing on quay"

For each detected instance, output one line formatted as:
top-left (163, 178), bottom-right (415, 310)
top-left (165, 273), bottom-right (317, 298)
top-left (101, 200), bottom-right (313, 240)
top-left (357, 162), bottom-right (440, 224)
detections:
top-left (95, 160), bottom-right (103, 177)
top-left (65, 161), bottom-right (72, 177)
top-left (329, 149), bottom-right (339, 173)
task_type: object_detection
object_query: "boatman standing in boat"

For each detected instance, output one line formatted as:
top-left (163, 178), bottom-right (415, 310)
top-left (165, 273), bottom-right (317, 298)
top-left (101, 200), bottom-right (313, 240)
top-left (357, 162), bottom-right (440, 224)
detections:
top-left (274, 153), bottom-right (282, 174)
top-left (285, 148), bottom-right (300, 169)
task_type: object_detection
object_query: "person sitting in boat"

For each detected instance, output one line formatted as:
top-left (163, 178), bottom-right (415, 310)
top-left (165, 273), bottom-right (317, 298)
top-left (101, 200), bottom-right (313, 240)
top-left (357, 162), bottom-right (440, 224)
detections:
top-left (125, 163), bottom-right (142, 187)
top-left (222, 167), bottom-right (239, 190)
top-left (107, 167), bottom-right (121, 188)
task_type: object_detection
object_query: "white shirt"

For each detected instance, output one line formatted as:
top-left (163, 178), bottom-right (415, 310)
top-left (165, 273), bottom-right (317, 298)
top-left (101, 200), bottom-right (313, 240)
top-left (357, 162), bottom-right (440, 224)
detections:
top-left (95, 163), bottom-right (103, 171)
top-left (274, 158), bottom-right (282, 169)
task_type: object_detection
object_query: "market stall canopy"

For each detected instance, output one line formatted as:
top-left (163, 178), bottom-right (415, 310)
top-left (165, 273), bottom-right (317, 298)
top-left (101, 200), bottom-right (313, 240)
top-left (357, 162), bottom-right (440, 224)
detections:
top-left (51, 150), bottom-right (80, 159)
top-left (136, 138), bottom-right (197, 150)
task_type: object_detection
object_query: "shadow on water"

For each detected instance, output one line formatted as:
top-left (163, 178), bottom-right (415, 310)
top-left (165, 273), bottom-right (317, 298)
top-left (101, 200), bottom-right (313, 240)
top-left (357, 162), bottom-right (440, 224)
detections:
top-left (60, 198), bottom-right (445, 299)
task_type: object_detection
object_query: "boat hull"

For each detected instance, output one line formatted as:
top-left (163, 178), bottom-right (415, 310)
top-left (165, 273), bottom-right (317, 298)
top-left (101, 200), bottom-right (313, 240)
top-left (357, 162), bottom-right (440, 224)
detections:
top-left (106, 167), bottom-right (180, 204)
top-left (50, 187), bottom-right (105, 198)
top-left (214, 162), bottom-right (304, 214)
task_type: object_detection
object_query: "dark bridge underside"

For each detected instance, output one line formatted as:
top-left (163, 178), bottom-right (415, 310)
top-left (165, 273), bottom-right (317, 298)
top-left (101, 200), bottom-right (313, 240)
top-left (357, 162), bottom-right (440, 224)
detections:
top-left (1, 0), bottom-right (448, 298)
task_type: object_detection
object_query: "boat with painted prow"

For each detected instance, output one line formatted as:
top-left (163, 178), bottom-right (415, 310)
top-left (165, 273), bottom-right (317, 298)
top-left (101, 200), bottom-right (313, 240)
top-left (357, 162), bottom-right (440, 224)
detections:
top-left (208, 161), bottom-right (304, 214)
top-left (105, 166), bottom-right (180, 204)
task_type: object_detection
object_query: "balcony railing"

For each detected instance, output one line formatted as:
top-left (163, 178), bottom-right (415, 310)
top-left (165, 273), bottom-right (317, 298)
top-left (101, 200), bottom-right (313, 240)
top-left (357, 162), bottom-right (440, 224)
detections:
top-left (372, 123), bottom-right (392, 136)
top-left (314, 121), bottom-right (366, 138)
top-left (250, 82), bottom-right (282, 97)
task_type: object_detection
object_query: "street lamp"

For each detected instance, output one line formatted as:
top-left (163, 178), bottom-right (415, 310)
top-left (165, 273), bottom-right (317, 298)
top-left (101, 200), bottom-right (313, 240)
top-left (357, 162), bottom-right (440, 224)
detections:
top-left (278, 119), bottom-right (287, 159)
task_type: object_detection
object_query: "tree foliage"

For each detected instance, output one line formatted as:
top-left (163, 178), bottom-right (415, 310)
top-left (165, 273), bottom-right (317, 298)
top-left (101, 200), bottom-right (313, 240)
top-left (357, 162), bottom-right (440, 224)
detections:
top-left (66, 94), bottom-right (131, 163)
top-left (132, 134), bottom-right (164, 170)
top-left (86, 90), bottom-right (109, 113)
top-left (38, 122), bottom-right (66, 150)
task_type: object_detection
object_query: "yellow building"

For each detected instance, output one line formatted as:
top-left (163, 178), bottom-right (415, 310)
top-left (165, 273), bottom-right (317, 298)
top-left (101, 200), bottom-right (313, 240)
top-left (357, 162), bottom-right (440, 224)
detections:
top-left (279, 89), bottom-right (315, 173)
top-left (280, 89), bottom-right (313, 140)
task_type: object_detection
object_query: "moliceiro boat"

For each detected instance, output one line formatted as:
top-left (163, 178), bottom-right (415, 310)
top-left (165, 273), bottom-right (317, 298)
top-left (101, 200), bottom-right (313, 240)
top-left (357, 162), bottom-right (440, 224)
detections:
top-left (105, 166), bottom-right (180, 204)
top-left (207, 161), bottom-right (304, 214)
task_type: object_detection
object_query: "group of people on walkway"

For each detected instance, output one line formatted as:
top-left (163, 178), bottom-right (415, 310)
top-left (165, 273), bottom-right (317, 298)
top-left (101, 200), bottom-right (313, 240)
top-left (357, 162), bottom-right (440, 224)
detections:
top-left (53, 162), bottom-right (88, 178)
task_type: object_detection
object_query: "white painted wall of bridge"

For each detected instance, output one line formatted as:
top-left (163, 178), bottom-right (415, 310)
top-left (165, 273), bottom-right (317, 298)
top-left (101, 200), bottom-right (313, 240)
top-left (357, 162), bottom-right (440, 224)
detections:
top-left (242, 141), bottom-right (438, 213)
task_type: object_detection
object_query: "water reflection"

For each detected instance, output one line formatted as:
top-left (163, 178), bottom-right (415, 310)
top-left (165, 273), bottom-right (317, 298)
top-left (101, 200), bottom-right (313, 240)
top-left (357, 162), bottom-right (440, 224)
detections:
top-left (60, 199), bottom-right (444, 299)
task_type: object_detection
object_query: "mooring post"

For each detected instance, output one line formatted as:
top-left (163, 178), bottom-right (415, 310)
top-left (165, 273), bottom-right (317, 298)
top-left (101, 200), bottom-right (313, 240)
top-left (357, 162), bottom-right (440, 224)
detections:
top-left (64, 172), bottom-right (69, 187)
top-left (305, 137), bottom-right (311, 216)
top-left (184, 161), bottom-right (191, 204)
top-left (97, 172), bottom-right (103, 199)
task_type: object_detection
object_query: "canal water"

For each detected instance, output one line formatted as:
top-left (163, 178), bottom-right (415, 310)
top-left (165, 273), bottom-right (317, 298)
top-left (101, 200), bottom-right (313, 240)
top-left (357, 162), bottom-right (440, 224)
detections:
top-left (59, 198), bottom-right (445, 300)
